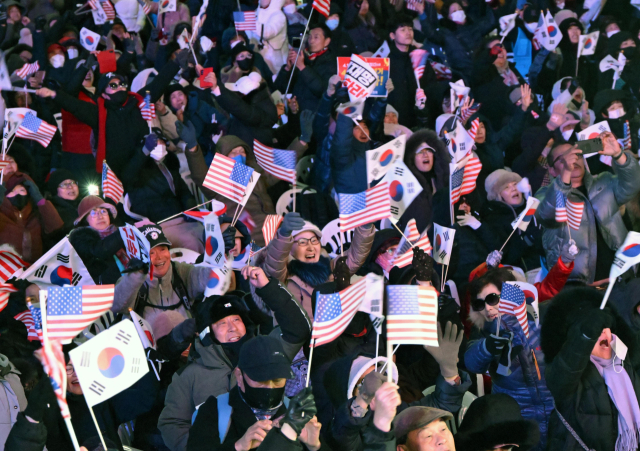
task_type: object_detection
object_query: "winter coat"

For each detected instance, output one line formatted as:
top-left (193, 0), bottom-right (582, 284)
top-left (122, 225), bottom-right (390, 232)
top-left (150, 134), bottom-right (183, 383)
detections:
top-left (255, 224), bottom-right (375, 320)
top-left (0, 354), bottom-right (27, 450)
top-left (68, 226), bottom-right (125, 285)
top-left (249, 0), bottom-right (289, 74)
top-left (112, 0), bottom-right (146, 32)
top-left (592, 89), bottom-right (640, 153)
top-left (511, 126), bottom-right (554, 195)
top-left (471, 66), bottom-right (526, 131)
top-left (158, 278), bottom-right (310, 451)
top-left (465, 313), bottom-right (553, 450)
top-left (50, 196), bottom-right (80, 236)
top-left (185, 136), bottom-right (276, 246)
top-left (470, 110), bottom-right (527, 173)
top-left (273, 47), bottom-right (337, 113)
top-left (181, 90), bottom-right (226, 155)
top-left (535, 151), bottom-right (640, 283)
top-left (330, 113), bottom-right (371, 194)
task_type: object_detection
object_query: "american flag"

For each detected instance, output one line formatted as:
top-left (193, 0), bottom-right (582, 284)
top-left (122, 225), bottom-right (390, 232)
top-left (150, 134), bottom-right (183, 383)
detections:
top-left (137, 0), bottom-right (151, 14)
top-left (14, 302), bottom-right (42, 341)
top-left (410, 49), bottom-right (428, 81)
top-left (467, 118), bottom-right (480, 140)
top-left (233, 11), bottom-right (256, 31)
top-left (312, 0), bottom-right (330, 17)
top-left (139, 92), bottom-right (156, 121)
top-left (16, 113), bottom-right (57, 148)
top-left (555, 191), bottom-right (567, 223)
top-left (16, 61), bottom-right (39, 79)
top-left (624, 120), bottom-right (632, 151)
top-left (0, 282), bottom-right (17, 313)
top-left (567, 198), bottom-right (584, 230)
top-left (430, 61), bottom-right (452, 80)
top-left (34, 339), bottom-right (70, 419)
top-left (393, 233), bottom-right (433, 269)
top-left (46, 285), bottom-right (114, 341)
top-left (249, 242), bottom-right (262, 259)
top-left (262, 214), bottom-right (283, 245)
top-left (253, 140), bottom-right (297, 184)
top-left (0, 250), bottom-right (28, 281)
top-left (102, 161), bottom-right (124, 203)
top-left (499, 282), bottom-right (529, 338)
top-left (395, 219), bottom-right (420, 258)
top-left (0, 158), bottom-right (9, 173)
top-left (338, 182), bottom-right (391, 232)
top-left (311, 277), bottom-right (367, 347)
top-left (386, 285), bottom-right (438, 346)
top-left (450, 157), bottom-right (482, 204)
top-left (204, 153), bottom-right (255, 204)
top-left (101, 0), bottom-right (116, 20)
top-left (405, 0), bottom-right (422, 11)
top-left (461, 104), bottom-right (481, 123)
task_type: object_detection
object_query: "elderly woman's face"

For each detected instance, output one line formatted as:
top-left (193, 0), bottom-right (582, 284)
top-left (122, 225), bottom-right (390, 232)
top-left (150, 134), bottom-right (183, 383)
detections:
top-left (500, 182), bottom-right (523, 206)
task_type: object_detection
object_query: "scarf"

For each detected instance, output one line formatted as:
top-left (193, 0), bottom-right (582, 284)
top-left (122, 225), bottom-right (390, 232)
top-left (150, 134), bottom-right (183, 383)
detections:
top-left (590, 335), bottom-right (640, 451)
top-left (306, 47), bottom-right (328, 61)
top-left (97, 225), bottom-right (130, 268)
top-left (287, 256), bottom-right (332, 288)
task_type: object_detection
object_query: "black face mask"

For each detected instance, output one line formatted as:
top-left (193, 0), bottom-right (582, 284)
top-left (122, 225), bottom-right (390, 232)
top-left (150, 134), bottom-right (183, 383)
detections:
top-left (237, 58), bottom-right (254, 71)
top-left (241, 374), bottom-right (285, 410)
top-left (571, 98), bottom-right (582, 108)
top-left (9, 194), bottom-right (29, 210)
top-left (105, 90), bottom-right (128, 106)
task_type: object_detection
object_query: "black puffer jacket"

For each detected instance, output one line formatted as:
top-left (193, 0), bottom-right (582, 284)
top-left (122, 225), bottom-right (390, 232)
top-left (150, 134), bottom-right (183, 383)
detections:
top-left (50, 196), bottom-right (81, 236)
top-left (68, 226), bottom-right (125, 285)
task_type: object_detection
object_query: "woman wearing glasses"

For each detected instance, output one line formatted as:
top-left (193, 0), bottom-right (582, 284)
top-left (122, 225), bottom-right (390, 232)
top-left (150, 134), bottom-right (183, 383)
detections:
top-left (68, 195), bottom-right (128, 285)
top-left (47, 169), bottom-right (81, 235)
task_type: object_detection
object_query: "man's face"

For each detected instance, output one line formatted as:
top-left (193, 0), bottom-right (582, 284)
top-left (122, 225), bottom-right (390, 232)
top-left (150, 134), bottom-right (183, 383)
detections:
top-left (568, 25), bottom-right (581, 44)
top-left (8, 5), bottom-right (21, 22)
top-left (474, 122), bottom-right (486, 144)
top-left (211, 314), bottom-right (246, 343)
top-left (353, 121), bottom-right (370, 143)
top-left (401, 419), bottom-right (455, 451)
top-left (170, 90), bottom-right (187, 110)
top-left (391, 26), bottom-right (414, 47)
top-left (500, 181), bottom-right (523, 207)
top-left (150, 245), bottom-right (171, 277)
top-left (291, 231), bottom-right (322, 263)
top-left (591, 328), bottom-right (612, 359)
top-left (414, 146), bottom-right (435, 172)
top-left (57, 179), bottom-right (79, 201)
top-left (308, 28), bottom-right (330, 53)
top-left (66, 363), bottom-right (83, 395)
top-left (549, 144), bottom-right (585, 180)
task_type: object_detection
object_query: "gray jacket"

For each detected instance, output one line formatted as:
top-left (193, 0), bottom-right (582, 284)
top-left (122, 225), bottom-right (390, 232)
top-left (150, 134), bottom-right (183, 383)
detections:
top-left (0, 354), bottom-right (27, 450)
top-left (536, 151), bottom-right (640, 283)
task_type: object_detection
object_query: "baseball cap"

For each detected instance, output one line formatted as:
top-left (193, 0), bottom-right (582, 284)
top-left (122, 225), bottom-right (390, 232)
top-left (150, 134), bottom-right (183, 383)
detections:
top-left (138, 224), bottom-right (171, 249)
top-left (238, 336), bottom-right (294, 381)
top-left (394, 406), bottom-right (454, 439)
top-left (291, 221), bottom-right (323, 239)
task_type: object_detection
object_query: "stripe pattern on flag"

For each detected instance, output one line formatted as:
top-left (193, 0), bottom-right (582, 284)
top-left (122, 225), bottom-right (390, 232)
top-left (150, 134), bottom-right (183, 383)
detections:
top-left (16, 113), bottom-right (57, 147)
top-left (499, 282), bottom-right (529, 338)
top-left (34, 340), bottom-right (70, 419)
top-left (203, 153), bottom-right (254, 204)
top-left (393, 233), bottom-right (433, 269)
top-left (16, 61), bottom-right (40, 79)
top-left (555, 191), bottom-right (567, 223)
top-left (566, 198), bottom-right (584, 230)
top-left (140, 92), bottom-right (156, 121)
top-left (102, 161), bottom-right (124, 203)
top-left (253, 140), bottom-right (297, 183)
top-left (233, 11), bottom-right (257, 31)
top-left (0, 282), bottom-right (17, 313)
top-left (386, 285), bottom-right (438, 346)
top-left (262, 214), bottom-right (283, 245)
top-left (0, 250), bottom-right (27, 281)
top-left (338, 182), bottom-right (391, 232)
top-left (312, 0), bottom-right (330, 17)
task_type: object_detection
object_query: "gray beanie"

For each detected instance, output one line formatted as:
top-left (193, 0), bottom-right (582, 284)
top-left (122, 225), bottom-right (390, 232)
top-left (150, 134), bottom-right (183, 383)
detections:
top-left (485, 169), bottom-right (522, 202)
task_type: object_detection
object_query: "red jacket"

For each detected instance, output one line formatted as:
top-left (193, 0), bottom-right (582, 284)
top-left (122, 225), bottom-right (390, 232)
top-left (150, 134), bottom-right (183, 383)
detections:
top-left (61, 90), bottom-right (95, 155)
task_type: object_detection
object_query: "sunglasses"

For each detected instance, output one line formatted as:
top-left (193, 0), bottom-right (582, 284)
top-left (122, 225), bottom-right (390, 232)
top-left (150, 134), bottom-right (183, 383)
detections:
top-left (471, 292), bottom-right (500, 312)
top-left (108, 81), bottom-right (127, 90)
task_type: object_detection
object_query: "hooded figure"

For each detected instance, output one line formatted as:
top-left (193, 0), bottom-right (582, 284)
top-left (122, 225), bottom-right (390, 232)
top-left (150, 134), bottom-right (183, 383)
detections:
top-left (248, 0), bottom-right (289, 74)
top-left (593, 89), bottom-right (640, 152)
top-left (541, 287), bottom-right (640, 451)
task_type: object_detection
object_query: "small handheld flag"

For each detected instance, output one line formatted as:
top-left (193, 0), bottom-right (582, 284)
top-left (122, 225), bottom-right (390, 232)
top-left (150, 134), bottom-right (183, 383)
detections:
top-left (140, 92), bottom-right (156, 121)
top-left (312, 0), bottom-right (330, 17)
top-left (263, 215), bottom-right (283, 245)
top-left (102, 161), bottom-right (124, 203)
top-left (0, 282), bottom-right (17, 313)
top-left (16, 61), bottom-right (39, 79)
top-left (338, 183), bottom-right (391, 232)
top-left (0, 249), bottom-right (28, 281)
top-left (233, 11), bottom-right (256, 31)
top-left (499, 282), bottom-right (529, 338)
top-left (511, 196), bottom-right (540, 232)
top-left (386, 285), bottom-right (439, 346)
top-left (203, 153), bottom-right (256, 204)
top-left (577, 31), bottom-right (599, 57)
top-left (566, 197), bottom-right (584, 230)
top-left (16, 112), bottom-right (57, 147)
top-left (253, 140), bottom-right (297, 184)
top-left (555, 191), bottom-right (567, 223)
top-left (433, 223), bottom-right (455, 265)
top-left (410, 49), bottom-right (428, 81)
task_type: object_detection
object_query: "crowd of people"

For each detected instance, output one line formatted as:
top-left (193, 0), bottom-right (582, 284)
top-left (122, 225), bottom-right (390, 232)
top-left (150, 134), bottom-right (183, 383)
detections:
top-left (1, 0), bottom-right (640, 449)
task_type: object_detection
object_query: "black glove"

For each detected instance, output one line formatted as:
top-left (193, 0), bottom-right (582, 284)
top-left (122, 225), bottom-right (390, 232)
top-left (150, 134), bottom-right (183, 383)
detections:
top-left (283, 387), bottom-right (317, 435)
top-left (171, 318), bottom-right (196, 343)
top-left (222, 226), bottom-right (237, 253)
top-left (0, 184), bottom-right (6, 204)
top-left (412, 247), bottom-right (434, 282)
top-left (335, 84), bottom-right (350, 105)
top-left (578, 309), bottom-right (613, 340)
top-left (484, 334), bottom-right (511, 356)
top-left (333, 256), bottom-right (350, 291)
top-left (174, 49), bottom-right (192, 71)
top-left (22, 180), bottom-right (43, 204)
top-left (176, 120), bottom-right (198, 149)
top-left (280, 212), bottom-right (305, 237)
top-left (126, 257), bottom-right (149, 274)
top-left (124, 37), bottom-right (136, 53)
top-left (300, 110), bottom-right (314, 143)
top-left (5, 276), bottom-right (30, 292)
top-left (150, 27), bottom-right (160, 41)
top-left (83, 53), bottom-right (97, 70)
top-left (24, 376), bottom-right (58, 422)
top-left (35, 15), bottom-right (47, 31)
top-left (146, 347), bottom-right (168, 363)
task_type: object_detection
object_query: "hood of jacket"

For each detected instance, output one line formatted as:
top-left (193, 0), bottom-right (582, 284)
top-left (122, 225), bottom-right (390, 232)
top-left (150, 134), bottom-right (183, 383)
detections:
top-left (257, 0), bottom-right (286, 19)
top-left (215, 135), bottom-right (260, 169)
top-left (191, 337), bottom-right (235, 371)
top-left (593, 89), bottom-right (636, 119)
top-left (404, 129), bottom-right (450, 193)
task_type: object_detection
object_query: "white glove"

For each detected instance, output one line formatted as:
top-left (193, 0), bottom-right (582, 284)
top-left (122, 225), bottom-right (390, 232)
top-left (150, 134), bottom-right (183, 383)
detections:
top-left (486, 250), bottom-right (503, 268)
top-left (456, 214), bottom-right (481, 230)
top-left (415, 89), bottom-right (426, 110)
top-left (516, 177), bottom-right (531, 199)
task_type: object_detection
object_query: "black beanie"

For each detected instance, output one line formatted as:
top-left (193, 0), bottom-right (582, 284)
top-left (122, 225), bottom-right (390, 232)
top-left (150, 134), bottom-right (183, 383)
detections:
top-left (164, 82), bottom-right (186, 102)
top-left (230, 42), bottom-right (252, 62)
top-left (47, 169), bottom-right (76, 195)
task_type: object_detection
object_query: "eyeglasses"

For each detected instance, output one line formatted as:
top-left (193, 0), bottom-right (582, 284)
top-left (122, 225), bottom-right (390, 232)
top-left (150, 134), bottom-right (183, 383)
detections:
top-left (108, 81), bottom-right (127, 90)
top-left (59, 181), bottom-right (77, 189)
top-left (471, 292), bottom-right (500, 312)
top-left (89, 208), bottom-right (109, 217)
top-left (294, 237), bottom-right (319, 247)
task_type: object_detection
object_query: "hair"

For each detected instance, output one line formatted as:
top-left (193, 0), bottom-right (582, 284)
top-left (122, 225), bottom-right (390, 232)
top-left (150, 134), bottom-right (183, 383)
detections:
top-left (468, 268), bottom-right (516, 300)
top-left (311, 22), bottom-right (332, 40)
top-left (440, 0), bottom-right (464, 20)
top-left (546, 141), bottom-right (573, 167)
top-left (389, 14), bottom-right (413, 34)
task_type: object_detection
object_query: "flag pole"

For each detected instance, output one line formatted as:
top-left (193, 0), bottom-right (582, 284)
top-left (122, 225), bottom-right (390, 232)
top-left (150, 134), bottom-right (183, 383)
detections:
top-left (293, 183), bottom-right (296, 213)
top-left (495, 313), bottom-right (501, 336)
top-left (442, 264), bottom-right (450, 292)
top-left (575, 51), bottom-right (580, 78)
top-left (375, 329), bottom-right (380, 360)
top-left (88, 406), bottom-right (108, 451)
top-left (499, 228), bottom-right (517, 253)
top-left (392, 222), bottom-right (412, 244)
top-left (386, 340), bottom-right (393, 382)
top-left (600, 278), bottom-right (616, 310)
top-left (567, 222), bottom-right (572, 242)
top-left (284, 9), bottom-right (314, 98)
top-left (157, 198), bottom-right (216, 224)
top-left (305, 339), bottom-right (315, 387)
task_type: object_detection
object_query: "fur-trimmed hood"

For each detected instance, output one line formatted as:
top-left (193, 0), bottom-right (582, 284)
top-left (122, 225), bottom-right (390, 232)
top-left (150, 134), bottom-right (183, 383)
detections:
top-left (404, 129), bottom-right (450, 193)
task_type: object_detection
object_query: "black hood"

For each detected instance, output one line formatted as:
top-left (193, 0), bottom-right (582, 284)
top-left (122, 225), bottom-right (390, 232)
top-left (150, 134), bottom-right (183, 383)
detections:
top-left (404, 129), bottom-right (450, 192)
top-left (323, 353), bottom-right (359, 409)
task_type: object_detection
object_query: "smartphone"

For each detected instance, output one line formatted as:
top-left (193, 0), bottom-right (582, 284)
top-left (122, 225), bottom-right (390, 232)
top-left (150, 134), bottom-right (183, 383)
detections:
top-left (199, 67), bottom-right (213, 88)
top-left (576, 137), bottom-right (603, 154)
top-left (292, 36), bottom-right (302, 49)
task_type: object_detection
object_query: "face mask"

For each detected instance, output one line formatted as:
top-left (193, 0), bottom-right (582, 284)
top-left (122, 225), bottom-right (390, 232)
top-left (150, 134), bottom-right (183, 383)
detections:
top-left (607, 29), bottom-right (620, 38)
top-left (151, 143), bottom-right (168, 161)
top-left (375, 253), bottom-right (393, 273)
top-left (562, 129), bottom-right (574, 140)
top-left (50, 54), bottom-right (65, 68)
top-left (241, 375), bottom-right (285, 410)
top-left (67, 48), bottom-right (79, 59)
top-left (200, 36), bottom-right (213, 53)
top-left (106, 90), bottom-right (128, 105)
top-left (556, 1), bottom-right (565, 8)
top-left (231, 154), bottom-right (246, 165)
top-left (326, 18), bottom-right (339, 30)
top-left (570, 98), bottom-right (582, 109)
top-left (450, 10), bottom-right (466, 24)
top-left (237, 58), bottom-right (253, 71)
top-left (525, 22), bottom-right (538, 33)
top-left (608, 107), bottom-right (625, 119)
top-left (9, 194), bottom-right (29, 210)
top-left (283, 4), bottom-right (296, 14)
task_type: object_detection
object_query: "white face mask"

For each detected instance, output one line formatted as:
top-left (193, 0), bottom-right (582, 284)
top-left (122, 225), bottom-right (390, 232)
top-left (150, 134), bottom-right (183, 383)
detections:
top-left (151, 143), bottom-right (168, 161)
top-left (562, 129), bottom-right (574, 140)
top-left (525, 22), bottom-right (538, 33)
top-left (608, 107), bottom-right (625, 119)
top-left (200, 36), bottom-right (213, 53)
top-left (556, 1), bottom-right (565, 8)
top-left (283, 4), bottom-right (296, 14)
top-left (607, 29), bottom-right (620, 38)
top-left (50, 54), bottom-right (65, 68)
top-left (67, 48), bottom-right (79, 59)
top-left (450, 10), bottom-right (466, 24)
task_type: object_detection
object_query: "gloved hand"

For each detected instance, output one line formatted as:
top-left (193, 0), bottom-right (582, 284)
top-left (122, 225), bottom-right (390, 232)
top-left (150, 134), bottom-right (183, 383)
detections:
top-left (171, 318), bottom-right (197, 343)
top-left (457, 214), bottom-right (481, 230)
top-left (333, 256), bottom-right (351, 291)
top-left (300, 110), bottom-right (315, 144)
top-left (174, 49), bottom-right (192, 71)
top-left (486, 250), bottom-right (503, 268)
top-left (146, 347), bottom-right (169, 363)
top-left (284, 387), bottom-right (317, 435)
top-left (484, 334), bottom-right (511, 356)
top-left (24, 376), bottom-right (58, 422)
top-left (222, 226), bottom-right (237, 253)
top-left (124, 37), bottom-right (136, 53)
top-left (424, 322), bottom-right (464, 378)
top-left (578, 309), bottom-right (613, 340)
top-left (560, 239), bottom-right (579, 264)
top-left (176, 120), bottom-right (198, 149)
top-left (22, 180), bottom-right (43, 204)
top-left (412, 247), bottom-right (434, 282)
top-left (335, 85), bottom-right (350, 105)
top-left (280, 212), bottom-right (305, 237)
top-left (326, 74), bottom-right (342, 97)
top-left (415, 89), bottom-right (426, 110)
top-left (127, 257), bottom-right (149, 274)
top-left (0, 185), bottom-right (6, 204)
top-left (35, 15), bottom-right (47, 31)
top-left (516, 177), bottom-right (531, 198)
top-left (358, 371), bottom-right (385, 403)
top-left (83, 53), bottom-right (97, 70)
top-left (143, 133), bottom-right (158, 155)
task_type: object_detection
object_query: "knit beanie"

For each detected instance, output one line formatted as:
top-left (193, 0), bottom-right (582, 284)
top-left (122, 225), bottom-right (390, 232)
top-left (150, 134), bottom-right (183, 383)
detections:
top-left (47, 169), bottom-right (76, 195)
top-left (485, 169), bottom-right (522, 202)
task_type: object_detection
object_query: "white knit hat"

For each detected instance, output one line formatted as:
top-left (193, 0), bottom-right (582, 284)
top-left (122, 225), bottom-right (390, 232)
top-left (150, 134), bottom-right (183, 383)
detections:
top-left (347, 356), bottom-right (399, 400)
top-left (291, 221), bottom-right (323, 239)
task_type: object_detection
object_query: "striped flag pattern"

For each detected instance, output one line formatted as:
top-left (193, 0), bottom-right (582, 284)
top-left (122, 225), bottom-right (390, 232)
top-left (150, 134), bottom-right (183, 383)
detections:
top-left (14, 302), bottom-right (42, 341)
top-left (253, 140), bottom-right (297, 184)
top-left (430, 61), bottom-right (452, 80)
top-left (393, 233), bottom-right (433, 269)
top-left (102, 161), bottom-right (124, 203)
top-left (262, 214), bottom-right (283, 245)
top-left (16, 61), bottom-right (40, 79)
top-left (34, 339), bottom-right (70, 419)
top-left (555, 191), bottom-right (567, 223)
top-left (624, 120), bottom-right (632, 151)
top-left (499, 282), bottom-right (529, 338)
top-left (311, 277), bottom-right (367, 346)
top-left (312, 0), bottom-right (330, 17)
top-left (461, 104), bottom-right (481, 123)
top-left (0, 282), bottom-right (17, 313)
top-left (567, 198), bottom-right (584, 230)
top-left (203, 153), bottom-right (255, 204)
top-left (0, 250), bottom-right (27, 281)
top-left (467, 118), bottom-right (480, 140)
top-left (450, 157), bottom-right (482, 204)
top-left (233, 11), bottom-right (257, 31)
top-left (394, 219), bottom-right (420, 258)
top-left (338, 182), bottom-right (391, 232)
top-left (16, 113), bottom-right (57, 147)
top-left (139, 92), bottom-right (156, 121)
top-left (410, 49), bottom-right (428, 81)
top-left (101, 0), bottom-right (116, 20)
top-left (46, 285), bottom-right (114, 341)
top-left (137, 0), bottom-right (151, 14)
top-left (386, 285), bottom-right (439, 346)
